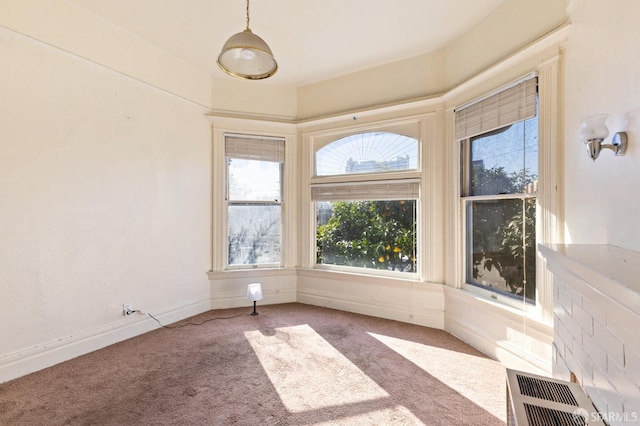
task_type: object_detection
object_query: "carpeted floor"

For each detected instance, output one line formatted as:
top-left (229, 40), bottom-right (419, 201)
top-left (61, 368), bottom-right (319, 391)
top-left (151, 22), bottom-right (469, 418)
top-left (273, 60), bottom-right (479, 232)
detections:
top-left (0, 303), bottom-right (506, 425)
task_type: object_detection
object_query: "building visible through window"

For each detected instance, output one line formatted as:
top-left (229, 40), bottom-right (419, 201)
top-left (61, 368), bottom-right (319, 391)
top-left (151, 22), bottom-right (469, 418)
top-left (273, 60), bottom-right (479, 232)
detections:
top-left (313, 131), bottom-right (420, 274)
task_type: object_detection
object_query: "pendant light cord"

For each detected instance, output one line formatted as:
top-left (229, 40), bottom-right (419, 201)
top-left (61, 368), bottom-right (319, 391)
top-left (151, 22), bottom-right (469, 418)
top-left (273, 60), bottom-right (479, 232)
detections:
top-left (246, 0), bottom-right (251, 30)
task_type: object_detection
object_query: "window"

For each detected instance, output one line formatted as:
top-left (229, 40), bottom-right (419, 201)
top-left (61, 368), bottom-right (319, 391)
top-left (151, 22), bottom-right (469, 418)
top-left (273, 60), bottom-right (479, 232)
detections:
top-left (312, 131), bottom-right (420, 275)
top-left (316, 132), bottom-right (418, 176)
top-left (226, 135), bottom-right (284, 267)
top-left (457, 76), bottom-right (538, 305)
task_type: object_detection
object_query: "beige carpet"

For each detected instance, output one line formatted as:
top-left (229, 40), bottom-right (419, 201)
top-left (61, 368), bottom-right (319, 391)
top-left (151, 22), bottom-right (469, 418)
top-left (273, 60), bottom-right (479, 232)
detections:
top-left (0, 303), bottom-right (506, 425)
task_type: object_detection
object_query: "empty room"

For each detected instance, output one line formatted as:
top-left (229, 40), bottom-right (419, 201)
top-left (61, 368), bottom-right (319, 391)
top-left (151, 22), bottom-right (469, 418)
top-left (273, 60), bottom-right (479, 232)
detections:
top-left (2, 0), bottom-right (640, 424)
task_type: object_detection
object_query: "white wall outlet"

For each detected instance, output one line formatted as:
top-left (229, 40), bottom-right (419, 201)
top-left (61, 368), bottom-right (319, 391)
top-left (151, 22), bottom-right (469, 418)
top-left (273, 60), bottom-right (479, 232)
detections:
top-left (123, 304), bottom-right (133, 316)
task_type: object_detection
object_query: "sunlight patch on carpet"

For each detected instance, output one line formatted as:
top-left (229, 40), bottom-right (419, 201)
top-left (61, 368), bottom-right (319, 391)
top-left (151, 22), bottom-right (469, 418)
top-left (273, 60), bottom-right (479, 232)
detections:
top-left (245, 324), bottom-right (389, 413)
top-left (314, 405), bottom-right (424, 426)
top-left (368, 332), bottom-right (506, 422)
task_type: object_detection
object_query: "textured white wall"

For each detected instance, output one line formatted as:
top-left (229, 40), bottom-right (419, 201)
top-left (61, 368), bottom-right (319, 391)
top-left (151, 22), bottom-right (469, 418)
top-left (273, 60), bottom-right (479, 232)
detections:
top-left (563, 0), bottom-right (640, 251)
top-left (0, 26), bottom-right (211, 371)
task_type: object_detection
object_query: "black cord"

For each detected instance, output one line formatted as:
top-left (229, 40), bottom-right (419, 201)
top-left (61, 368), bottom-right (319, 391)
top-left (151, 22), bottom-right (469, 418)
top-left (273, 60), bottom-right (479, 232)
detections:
top-left (146, 312), bottom-right (250, 329)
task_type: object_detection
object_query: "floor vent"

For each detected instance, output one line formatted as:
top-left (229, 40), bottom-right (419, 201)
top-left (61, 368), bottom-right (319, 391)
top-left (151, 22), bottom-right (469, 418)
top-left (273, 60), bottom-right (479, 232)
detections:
top-left (507, 369), bottom-right (605, 426)
top-left (517, 374), bottom-right (579, 406)
top-left (524, 403), bottom-right (586, 426)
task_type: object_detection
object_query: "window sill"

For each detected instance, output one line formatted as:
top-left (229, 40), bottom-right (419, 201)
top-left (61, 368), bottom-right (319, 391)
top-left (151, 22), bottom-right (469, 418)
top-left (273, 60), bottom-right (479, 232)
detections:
top-left (206, 266), bottom-right (442, 289)
top-left (206, 267), bottom-right (297, 280)
top-left (463, 283), bottom-right (536, 313)
top-left (298, 267), bottom-right (437, 287)
top-left (445, 286), bottom-right (552, 328)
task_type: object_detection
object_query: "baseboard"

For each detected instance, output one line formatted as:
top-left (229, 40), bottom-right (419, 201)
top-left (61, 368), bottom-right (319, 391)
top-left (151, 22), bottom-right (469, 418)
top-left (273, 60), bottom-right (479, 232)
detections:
top-left (298, 288), bottom-right (444, 329)
top-left (210, 291), bottom-right (297, 310)
top-left (445, 314), bottom-right (551, 375)
top-left (0, 298), bottom-right (210, 384)
top-left (208, 269), bottom-right (297, 310)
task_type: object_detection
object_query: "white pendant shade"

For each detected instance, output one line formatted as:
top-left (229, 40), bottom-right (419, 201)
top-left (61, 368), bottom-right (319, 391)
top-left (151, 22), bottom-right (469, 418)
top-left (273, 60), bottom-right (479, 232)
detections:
top-left (217, 0), bottom-right (278, 81)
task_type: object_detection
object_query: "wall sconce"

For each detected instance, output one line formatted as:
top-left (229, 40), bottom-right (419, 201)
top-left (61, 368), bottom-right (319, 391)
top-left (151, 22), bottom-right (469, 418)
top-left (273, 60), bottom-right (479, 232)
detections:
top-left (247, 283), bottom-right (263, 316)
top-left (579, 114), bottom-right (627, 161)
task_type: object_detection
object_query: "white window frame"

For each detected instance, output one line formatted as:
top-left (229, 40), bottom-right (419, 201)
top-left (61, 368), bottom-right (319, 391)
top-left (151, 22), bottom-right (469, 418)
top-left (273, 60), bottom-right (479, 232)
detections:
top-left (456, 75), bottom-right (539, 311)
top-left (450, 63), bottom-right (560, 323)
top-left (208, 116), bottom-right (297, 274)
top-left (309, 121), bottom-right (423, 279)
top-left (224, 134), bottom-right (285, 269)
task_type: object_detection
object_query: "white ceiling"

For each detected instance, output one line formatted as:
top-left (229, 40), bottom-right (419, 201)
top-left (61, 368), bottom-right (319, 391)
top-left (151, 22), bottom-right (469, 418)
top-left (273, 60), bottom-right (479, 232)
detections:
top-left (70, 0), bottom-right (508, 86)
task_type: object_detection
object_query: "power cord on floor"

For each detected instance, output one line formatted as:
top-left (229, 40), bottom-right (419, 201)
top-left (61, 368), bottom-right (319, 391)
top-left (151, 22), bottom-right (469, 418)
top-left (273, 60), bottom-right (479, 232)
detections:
top-left (145, 311), bottom-right (250, 329)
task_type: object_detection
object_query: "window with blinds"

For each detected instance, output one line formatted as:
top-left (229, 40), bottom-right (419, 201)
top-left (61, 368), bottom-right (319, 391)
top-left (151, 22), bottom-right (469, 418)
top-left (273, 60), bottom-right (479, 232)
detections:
top-left (225, 135), bottom-right (284, 267)
top-left (311, 179), bottom-right (420, 202)
top-left (312, 131), bottom-right (420, 275)
top-left (225, 135), bottom-right (285, 163)
top-left (457, 75), bottom-right (538, 306)
top-left (455, 74), bottom-right (538, 141)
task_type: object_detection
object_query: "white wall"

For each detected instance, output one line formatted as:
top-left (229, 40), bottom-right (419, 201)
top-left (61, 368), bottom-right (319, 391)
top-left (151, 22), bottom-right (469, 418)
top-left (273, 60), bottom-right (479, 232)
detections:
top-left (297, 51), bottom-right (446, 120)
top-left (443, 0), bottom-right (568, 87)
top-left (296, 0), bottom-right (568, 120)
top-left (0, 0), bottom-right (212, 109)
top-left (210, 76), bottom-right (298, 120)
top-left (563, 0), bottom-right (640, 251)
top-left (0, 24), bottom-right (211, 381)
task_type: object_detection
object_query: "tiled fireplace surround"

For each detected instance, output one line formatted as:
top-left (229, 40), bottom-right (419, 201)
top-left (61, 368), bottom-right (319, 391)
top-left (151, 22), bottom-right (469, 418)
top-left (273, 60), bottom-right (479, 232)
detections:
top-left (540, 244), bottom-right (640, 425)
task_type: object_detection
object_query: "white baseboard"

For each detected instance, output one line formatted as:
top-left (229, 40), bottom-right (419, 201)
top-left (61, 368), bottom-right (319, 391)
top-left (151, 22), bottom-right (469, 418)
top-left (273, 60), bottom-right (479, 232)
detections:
top-left (445, 313), bottom-right (552, 375)
top-left (210, 291), bottom-right (297, 310)
top-left (298, 288), bottom-right (444, 329)
top-left (208, 270), bottom-right (297, 310)
top-left (0, 298), bottom-right (210, 384)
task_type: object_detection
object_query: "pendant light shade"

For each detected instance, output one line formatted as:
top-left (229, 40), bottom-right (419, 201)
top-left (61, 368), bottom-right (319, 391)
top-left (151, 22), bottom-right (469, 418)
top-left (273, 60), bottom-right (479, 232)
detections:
top-left (217, 0), bottom-right (277, 80)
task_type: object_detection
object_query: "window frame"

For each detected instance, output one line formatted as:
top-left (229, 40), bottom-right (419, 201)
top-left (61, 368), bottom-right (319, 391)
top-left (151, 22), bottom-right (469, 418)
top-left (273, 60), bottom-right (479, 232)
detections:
top-left (456, 75), bottom-right (540, 312)
top-left (224, 134), bottom-right (285, 270)
top-left (310, 125), bottom-right (423, 279)
top-left (460, 187), bottom-right (538, 311)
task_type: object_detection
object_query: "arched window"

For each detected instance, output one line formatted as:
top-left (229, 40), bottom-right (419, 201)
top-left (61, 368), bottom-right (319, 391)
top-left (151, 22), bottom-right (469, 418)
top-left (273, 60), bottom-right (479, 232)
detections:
top-left (315, 132), bottom-right (418, 177)
top-left (312, 131), bottom-right (420, 275)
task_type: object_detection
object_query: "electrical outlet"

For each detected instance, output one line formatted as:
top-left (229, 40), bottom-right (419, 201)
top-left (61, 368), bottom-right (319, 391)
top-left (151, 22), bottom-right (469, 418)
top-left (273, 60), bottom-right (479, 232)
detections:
top-left (123, 304), bottom-right (133, 316)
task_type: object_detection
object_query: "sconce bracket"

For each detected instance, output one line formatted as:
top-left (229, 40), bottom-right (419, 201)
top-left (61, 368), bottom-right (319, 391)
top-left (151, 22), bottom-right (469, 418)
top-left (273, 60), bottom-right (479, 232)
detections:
top-left (610, 131), bottom-right (628, 156)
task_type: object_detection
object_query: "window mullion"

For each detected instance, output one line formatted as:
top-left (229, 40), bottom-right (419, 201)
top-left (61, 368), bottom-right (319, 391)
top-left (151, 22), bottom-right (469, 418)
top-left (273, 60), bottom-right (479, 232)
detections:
top-left (461, 193), bottom-right (536, 202)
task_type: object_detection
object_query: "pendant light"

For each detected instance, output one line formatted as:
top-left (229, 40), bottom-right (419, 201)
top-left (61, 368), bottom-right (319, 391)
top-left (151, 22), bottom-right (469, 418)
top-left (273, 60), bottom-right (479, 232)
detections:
top-left (217, 0), bottom-right (278, 80)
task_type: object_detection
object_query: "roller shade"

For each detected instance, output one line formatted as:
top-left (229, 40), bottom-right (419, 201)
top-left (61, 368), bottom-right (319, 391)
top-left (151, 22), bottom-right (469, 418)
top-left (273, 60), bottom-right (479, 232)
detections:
top-left (455, 76), bottom-right (538, 141)
top-left (225, 135), bottom-right (285, 163)
top-left (311, 179), bottom-right (420, 202)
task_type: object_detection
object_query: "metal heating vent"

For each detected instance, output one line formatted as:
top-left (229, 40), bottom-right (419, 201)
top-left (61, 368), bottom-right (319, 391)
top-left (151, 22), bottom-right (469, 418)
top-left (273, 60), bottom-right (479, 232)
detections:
top-left (524, 403), bottom-right (586, 426)
top-left (506, 369), bottom-right (605, 426)
top-left (517, 374), bottom-right (578, 406)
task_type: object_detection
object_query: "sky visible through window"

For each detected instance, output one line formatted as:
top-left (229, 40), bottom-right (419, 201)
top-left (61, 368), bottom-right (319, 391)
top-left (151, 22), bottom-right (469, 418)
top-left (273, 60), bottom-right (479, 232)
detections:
top-left (470, 116), bottom-right (538, 185)
top-left (316, 132), bottom-right (418, 176)
top-left (228, 159), bottom-right (280, 201)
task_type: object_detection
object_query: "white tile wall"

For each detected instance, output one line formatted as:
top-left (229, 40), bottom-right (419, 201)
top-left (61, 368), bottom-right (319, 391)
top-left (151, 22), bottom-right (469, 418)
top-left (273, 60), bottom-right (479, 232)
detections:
top-left (540, 244), bottom-right (640, 426)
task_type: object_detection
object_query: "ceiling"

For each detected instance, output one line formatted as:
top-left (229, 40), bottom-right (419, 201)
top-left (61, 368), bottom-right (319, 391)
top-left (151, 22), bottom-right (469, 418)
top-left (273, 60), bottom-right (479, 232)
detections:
top-left (69, 0), bottom-right (508, 87)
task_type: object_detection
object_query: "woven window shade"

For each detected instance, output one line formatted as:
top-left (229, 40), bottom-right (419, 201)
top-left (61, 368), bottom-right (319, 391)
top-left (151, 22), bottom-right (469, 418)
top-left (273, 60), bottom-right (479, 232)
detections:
top-left (455, 76), bottom-right (538, 141)
top-left (311, 179), bottom-right (420, 202)
top-left (225, 135), bottom-right (285, 163)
